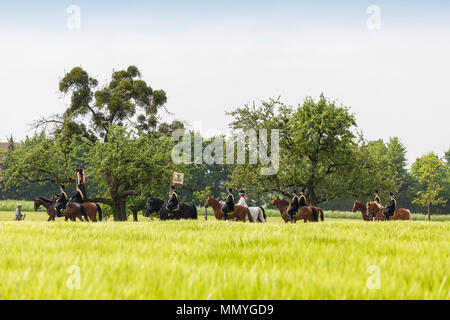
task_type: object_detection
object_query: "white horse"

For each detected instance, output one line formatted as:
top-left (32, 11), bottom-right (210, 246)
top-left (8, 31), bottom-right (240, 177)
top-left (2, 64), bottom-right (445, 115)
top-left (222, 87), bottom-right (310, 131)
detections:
top-left (237, 195), bottom-right (266, 223)
top-left (219, 199), bottom-right (266, 223)
top-left (246, 207), bottom-right (266, 223)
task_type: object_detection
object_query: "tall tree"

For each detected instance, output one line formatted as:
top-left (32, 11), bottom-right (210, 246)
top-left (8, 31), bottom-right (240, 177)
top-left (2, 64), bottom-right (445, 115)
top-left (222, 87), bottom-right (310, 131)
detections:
top-left (2, 66), bottom-right (184, 218)
top-left (87, 125), bottom-right (175, 221)
top-left (228, 95), bottom-right (362, 205)
top-left (445, 149), bottom-right (450, 165)
top-left (411, 153), bottom-right (448, 220)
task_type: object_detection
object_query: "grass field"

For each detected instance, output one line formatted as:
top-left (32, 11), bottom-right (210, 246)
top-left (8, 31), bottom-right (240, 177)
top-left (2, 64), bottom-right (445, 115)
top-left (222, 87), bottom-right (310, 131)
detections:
top-left (1, 211), bottom-right (449, 300)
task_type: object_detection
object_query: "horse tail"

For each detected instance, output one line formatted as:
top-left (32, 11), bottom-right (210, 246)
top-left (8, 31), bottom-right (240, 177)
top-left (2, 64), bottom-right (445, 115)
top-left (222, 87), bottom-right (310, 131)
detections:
top-left (96, 204), bottom-right (102, 221)
top-left (192, 205), bottom-right (198, 220)
top-left (259, 207), bottom-right (266, 221)
top-left (407, 209), bottom-right (413, 220)
top-left (311, 207), bottom-right (319, 222)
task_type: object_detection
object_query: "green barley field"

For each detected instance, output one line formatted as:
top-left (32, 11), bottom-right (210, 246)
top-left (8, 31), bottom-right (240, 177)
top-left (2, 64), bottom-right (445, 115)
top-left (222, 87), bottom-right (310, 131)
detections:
top-left (0, 210), bottom-right (449, 300)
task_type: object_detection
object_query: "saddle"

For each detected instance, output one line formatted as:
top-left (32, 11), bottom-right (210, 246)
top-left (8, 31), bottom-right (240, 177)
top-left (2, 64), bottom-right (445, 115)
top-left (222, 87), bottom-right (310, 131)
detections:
top-left (166, 203), bottom-right (180, 215)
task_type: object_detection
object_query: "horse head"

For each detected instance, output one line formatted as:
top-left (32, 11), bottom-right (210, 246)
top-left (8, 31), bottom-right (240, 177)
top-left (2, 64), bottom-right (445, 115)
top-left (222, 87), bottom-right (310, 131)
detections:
top-left (204, 196), bottom-right (213, 208)
top-left (33, 198), bottom-right (41, 212)
top-left (145, 198), bottom-right (154, 217)
top-left (145, 197), bottom-right (164, 217)
top-left (352, 200), bottom-right (358, 212)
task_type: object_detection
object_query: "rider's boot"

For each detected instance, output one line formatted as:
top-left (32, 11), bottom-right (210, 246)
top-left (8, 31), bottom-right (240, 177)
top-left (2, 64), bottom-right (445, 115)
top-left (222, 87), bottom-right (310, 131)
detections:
top-left (56, 208), bottom-right (62, 218)
top-left (222, 213), bottom-right (227, 221)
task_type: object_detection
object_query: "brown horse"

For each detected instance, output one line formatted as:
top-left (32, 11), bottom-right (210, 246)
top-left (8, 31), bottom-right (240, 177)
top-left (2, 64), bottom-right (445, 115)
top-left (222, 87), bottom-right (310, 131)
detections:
top-left (366, 202), bottom-right (412, 221)
top-left (270, 197), bottom-right (324, 223)
top-left (352, 200), bottom-right (372, 221)
top-left (34, 197), bottom-right (59, 221)
top-left (204, 196), bottom-right (251, 222)
top-left (65, 201), bottom-right (102, 222)
top-left (51, 195), bottom-right (102, 222)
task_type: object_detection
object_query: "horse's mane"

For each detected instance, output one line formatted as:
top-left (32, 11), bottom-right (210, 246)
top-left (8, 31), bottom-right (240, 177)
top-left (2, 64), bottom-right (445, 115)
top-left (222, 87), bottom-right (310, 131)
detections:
top-left (207, 196), bottom-right (220, 206)
top-left (38, 197), bottom-right (53, 204)
top-left (273, 198), bottom-right (289, 206)
top-left (148, 197), bottom-right (165, 207)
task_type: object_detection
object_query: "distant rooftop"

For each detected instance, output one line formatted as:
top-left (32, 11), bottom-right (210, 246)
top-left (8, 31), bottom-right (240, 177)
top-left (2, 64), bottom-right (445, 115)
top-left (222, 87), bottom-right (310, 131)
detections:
top-left (0, 142), bottom-right (19, 151)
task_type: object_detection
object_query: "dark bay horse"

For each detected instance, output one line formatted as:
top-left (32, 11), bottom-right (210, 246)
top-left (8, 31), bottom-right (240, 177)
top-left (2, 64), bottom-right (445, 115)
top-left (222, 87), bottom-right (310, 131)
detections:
top-left (145, 197), bottom-right (198, 220)
top-left (270, 197), bottom-right (324, 223)
top-left (34, 197), bottom-right (59, 221)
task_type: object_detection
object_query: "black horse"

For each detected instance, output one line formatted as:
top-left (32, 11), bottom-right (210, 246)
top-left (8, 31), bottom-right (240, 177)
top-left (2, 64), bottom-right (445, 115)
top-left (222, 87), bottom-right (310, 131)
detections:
top-left (145, 197), bottom-right (198, 220)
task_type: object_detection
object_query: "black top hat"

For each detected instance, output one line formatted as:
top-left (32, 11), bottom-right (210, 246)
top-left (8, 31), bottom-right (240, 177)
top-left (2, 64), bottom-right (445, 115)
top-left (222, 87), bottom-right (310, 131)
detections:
top-left (292, 190), bottom-right (298, 194)
top-left (300, 189), bottom-right (305, 193)
top-left (374, 190), bottom-right (379, 193)
top-left (60, 185), bottom-right (65, 189)
top-left (170, 185), bottom-right (175, 189)
top-left (389, 192), bottom-right (394, 196)
top-left (239, 190), bottom-right (245, 194)
top-left (228, 188), bottom-right (232, 192)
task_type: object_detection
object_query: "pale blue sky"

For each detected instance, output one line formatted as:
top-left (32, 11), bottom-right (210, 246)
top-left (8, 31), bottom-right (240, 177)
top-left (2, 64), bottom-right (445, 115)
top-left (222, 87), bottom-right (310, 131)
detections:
top-left (0, 1), bottom-right (449, 165)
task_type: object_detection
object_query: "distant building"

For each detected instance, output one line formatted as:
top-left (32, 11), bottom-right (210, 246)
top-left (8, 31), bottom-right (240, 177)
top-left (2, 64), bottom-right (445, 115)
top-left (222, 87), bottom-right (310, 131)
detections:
top-left (0, 142), bottom-right (19, 152)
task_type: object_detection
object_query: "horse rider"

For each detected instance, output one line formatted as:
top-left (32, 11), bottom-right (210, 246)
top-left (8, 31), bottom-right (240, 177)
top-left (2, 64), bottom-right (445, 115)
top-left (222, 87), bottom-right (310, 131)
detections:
top-left (71, 184), bottom-right (88, 219)
top-left (374, 190), bottom-right (381, 204)
top-left (288, 190), bottom-right (300, 222)
top-left (237, 190), bottom-right (248, 208)
top-left (299, 189), bottom-right (307, 209)
top-left (383, 192), bottom-right (397, 220)
top-left (166, 185), bottom-right (180, 212)
top-left (55, 185), bottom-right (68, 218)
top-left (222, 188), bottom-right (235, 220)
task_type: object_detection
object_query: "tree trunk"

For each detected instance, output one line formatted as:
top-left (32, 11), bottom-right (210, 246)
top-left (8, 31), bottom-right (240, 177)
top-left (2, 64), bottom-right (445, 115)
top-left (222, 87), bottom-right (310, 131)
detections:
top-left (307, 185), bottom-right (318, 206)
top-left (112, 197), bottom-right (127, 221)
top-left (428, 202), bottom-right (431, 221)
top-left (132, 211), bottom-right (138, 222)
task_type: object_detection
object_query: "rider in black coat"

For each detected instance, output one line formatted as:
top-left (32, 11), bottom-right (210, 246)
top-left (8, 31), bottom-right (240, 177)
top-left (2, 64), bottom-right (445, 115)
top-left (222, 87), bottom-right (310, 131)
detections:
top-left (56, 185), bottom-right (68, 217)
top-left (166, 185), bottom-right (180, 212)
top-left (71, 185), bottom-right (85, 204)
top-left (383, 192), bottom-right (397, 220)
top-left (70, 185), bottom-right (88, 219)
top-left (288, 190), bottom-right (300, 221)
top-left (298, 189), bottom-right (307, 208)
top-left (222, 188), bottom-right (235, 220)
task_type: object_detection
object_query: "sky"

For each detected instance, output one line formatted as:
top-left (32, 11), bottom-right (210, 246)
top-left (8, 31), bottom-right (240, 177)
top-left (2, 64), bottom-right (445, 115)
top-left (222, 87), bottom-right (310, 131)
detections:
top-left (0, 0), bottom-right (449, 166)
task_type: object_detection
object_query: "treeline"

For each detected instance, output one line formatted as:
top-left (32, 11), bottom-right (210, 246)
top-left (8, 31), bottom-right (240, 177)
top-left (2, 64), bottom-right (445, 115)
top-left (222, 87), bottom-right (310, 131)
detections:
top-left (0, 66), bottom-right (448, 219)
